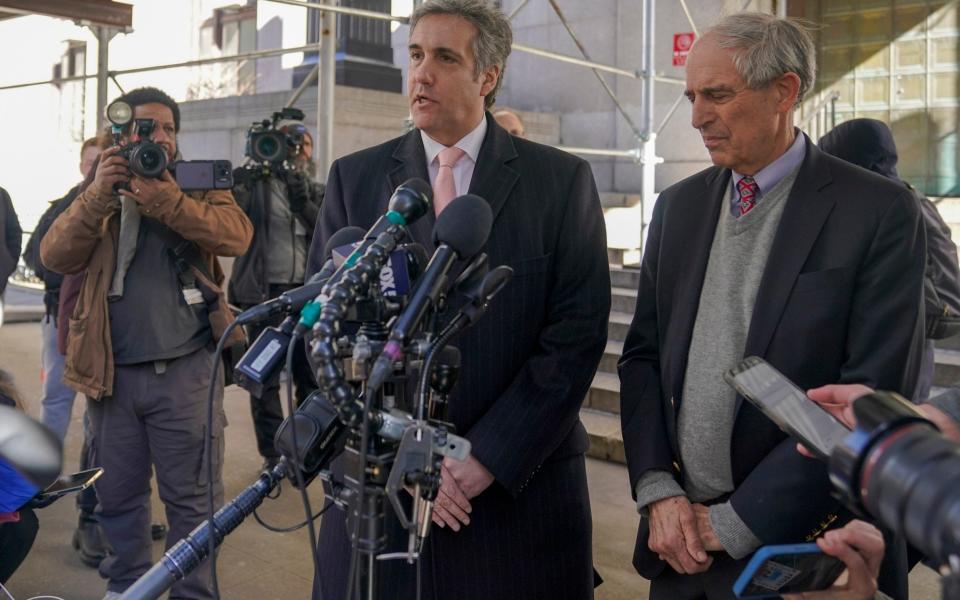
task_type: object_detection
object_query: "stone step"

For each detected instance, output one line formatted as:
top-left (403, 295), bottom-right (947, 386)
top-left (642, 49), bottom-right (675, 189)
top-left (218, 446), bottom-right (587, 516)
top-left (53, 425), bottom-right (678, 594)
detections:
top-left (585, 371), bottom-right (620, 414)
top-left (598, 340), bottom-right (624, 374)
top-left (607, 248), bottom-right (625, 265)
top-left (607, 310), bottom-right (633, 343)
top-left (610, 265), bottom-right (641, 290)
top-left (612, 286), bottom-right (638, 314)
top-left (934, 348), bottom-right (960, 388)
top-left (582, 408), bottom-right (625, 464)
top-left (936, 335), bottom-right (960, 352)
top-left (600, 192), bottom-right (642, 210)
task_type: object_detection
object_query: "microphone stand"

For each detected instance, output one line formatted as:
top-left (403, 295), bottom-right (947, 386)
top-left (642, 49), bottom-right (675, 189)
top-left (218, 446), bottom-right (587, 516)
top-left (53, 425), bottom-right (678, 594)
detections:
top-left (119, 460), bottom-right (322, 600)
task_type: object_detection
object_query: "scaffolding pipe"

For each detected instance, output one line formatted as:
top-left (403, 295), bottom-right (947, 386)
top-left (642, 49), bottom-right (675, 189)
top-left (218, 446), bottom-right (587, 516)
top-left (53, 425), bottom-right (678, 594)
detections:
top-left (546, 0), bottom-right (643, 140)
top-left (640, 0), bottom-right (661, 250)
top-left (0, 43), bottom-right (322, 92)
top-left (677, 0), bottom-right (700, 37)
top-left (286, 62), bottom-right (319, 108)
top-left (316, 7), bottom-right (335, 181)
top-left (508, 0), bottom-right (530, 21)
top-left (557, 146), bottom-right (639, 159)
top-left (94, 27), bottom-right (112, 131)
top-left (656, 91), bottom-right (686, 135)
top-left (266, 0), bottom-right (403, 23)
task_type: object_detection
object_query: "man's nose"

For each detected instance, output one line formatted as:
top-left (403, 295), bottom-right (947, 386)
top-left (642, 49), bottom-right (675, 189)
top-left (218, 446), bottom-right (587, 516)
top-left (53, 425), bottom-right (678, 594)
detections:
top-left (412, 60), bottom-right (434, 86)
top-left (690, 98), bottom-right (711, 131)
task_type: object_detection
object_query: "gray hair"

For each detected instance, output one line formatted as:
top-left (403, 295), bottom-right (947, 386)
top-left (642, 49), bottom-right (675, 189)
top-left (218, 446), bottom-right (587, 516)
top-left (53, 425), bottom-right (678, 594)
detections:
top-left (410, 0), bottom-right (513, 109)
top-left (703, 12), bottom-right (816, 107)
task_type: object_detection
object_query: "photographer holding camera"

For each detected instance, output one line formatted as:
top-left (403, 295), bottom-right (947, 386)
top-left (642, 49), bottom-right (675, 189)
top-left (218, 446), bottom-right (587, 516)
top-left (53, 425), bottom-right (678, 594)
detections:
top-left (228, 111), bottom-right (322, 470)
top-left (786, 385), bottom-right (960, 600)
top-left (39, 87), bottom-right (252, 600)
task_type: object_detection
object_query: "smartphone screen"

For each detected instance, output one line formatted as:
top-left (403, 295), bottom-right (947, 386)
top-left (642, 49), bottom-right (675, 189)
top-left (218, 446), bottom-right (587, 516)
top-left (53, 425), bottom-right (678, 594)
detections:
top-left (173, 160), bottom-right (233, 191)
top-left (724, 357), bottom-right (850, 459)
top-left (735, 544), bottom-right (845, 597)
top-left (37, 467), bottom-right (104, 498)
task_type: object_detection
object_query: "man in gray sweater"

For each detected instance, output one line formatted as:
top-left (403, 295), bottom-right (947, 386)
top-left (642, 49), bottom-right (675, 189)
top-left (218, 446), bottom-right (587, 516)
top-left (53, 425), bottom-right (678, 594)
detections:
top-left (619, 12), bottom-right (925, 598)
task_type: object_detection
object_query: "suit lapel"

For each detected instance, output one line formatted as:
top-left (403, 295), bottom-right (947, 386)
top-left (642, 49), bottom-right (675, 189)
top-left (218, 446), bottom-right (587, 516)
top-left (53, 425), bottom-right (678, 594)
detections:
top-left (389, 129), bottom-right (435, 248)
top-left (468, 113), bottom-right (519, 227)
top-left (739, 139), bottom-right (836, 407)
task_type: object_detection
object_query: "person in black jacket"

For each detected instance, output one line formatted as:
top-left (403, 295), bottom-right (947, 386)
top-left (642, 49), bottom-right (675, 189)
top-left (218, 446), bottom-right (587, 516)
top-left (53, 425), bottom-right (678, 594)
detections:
top-left (0, 186), bottom-right (22, 312)
top-left (22, 136), bottom-right (110, 568)
top-left (819, 118), bottom-right (960, 403)
top-left (228, 122), bottom-right (323, 469)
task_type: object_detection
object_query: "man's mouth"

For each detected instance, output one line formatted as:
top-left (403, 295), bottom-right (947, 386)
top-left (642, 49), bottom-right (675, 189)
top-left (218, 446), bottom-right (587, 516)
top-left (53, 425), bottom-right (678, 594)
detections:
top-left (413, 94), bottom-right (434, 106)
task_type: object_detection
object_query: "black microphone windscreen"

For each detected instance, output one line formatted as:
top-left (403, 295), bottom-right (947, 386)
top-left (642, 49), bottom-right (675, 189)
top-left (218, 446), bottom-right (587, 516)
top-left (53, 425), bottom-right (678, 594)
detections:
top-left (323, 226), bottom-right (366, 258)
top-left (389, 178), bottom-right (432, 224)
top-left (402, 243), bottom-right (431, 281)
top-left (434, 194), bottom-right (492, 258)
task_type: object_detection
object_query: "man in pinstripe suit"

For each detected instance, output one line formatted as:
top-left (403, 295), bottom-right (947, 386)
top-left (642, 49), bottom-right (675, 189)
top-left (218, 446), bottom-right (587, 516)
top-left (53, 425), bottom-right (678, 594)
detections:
top-left (305, 1), bottom-right (611, 598)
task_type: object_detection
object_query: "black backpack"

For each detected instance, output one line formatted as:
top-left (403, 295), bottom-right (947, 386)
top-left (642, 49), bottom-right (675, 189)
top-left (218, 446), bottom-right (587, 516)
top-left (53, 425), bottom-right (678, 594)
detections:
top-left (912, 184), bottom-right (960, 339)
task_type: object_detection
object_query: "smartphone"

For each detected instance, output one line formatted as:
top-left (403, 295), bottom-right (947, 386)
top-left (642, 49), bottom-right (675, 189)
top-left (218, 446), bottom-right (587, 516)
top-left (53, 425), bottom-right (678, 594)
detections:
top-left (734, 543), bottom-right (845, 598)
top-left (35, 467), bottom-right (104, 500)
top-left (724, 356), bottom-right (850, 460)
top-left (172, 160), bottom-right (233, 191)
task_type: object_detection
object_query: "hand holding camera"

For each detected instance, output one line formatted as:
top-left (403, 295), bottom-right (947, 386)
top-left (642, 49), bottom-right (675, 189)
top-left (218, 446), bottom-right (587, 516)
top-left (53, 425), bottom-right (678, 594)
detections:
top-left (119, 169), bottom-right (181, 217)
top-left (92, 145), bottom-right (130, 203)
top-left (284, 170), bottom-right (308, 213)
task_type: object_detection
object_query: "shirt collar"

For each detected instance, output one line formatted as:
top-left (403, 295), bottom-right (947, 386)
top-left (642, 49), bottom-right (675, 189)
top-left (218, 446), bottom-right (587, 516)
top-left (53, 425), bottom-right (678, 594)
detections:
top-left (733, 129), bottom-right (807, 195)
top-left (421, 115), bottom-right (488, 167)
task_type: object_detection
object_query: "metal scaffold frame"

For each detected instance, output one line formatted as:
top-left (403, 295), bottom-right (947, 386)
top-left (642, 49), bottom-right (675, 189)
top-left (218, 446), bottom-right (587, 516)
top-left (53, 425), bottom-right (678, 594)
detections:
top-left (0, 0), bottom-right (685, 239)
top-left (2, 0), bottom-right (803, 251)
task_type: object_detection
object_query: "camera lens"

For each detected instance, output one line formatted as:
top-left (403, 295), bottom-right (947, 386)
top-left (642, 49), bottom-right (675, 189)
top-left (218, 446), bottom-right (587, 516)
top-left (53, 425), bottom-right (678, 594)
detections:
top-left (129, 142), bottom-right (168, 178)
top-left (255, 135), bottom-right (281, 162)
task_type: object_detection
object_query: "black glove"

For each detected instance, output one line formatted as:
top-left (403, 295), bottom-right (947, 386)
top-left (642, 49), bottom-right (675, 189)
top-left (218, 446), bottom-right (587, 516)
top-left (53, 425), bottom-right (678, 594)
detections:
top-left (285, 170), bottom-right (309, 214)
top-left (24, 492), bottom-right (59, 510)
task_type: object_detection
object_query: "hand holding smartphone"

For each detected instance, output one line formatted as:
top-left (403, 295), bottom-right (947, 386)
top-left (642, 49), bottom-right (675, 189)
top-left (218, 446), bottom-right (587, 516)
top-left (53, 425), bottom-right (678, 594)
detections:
top-left (734, 543), bottom-right (845, 598)
top-left (724, 357), bottom-right (850, 460)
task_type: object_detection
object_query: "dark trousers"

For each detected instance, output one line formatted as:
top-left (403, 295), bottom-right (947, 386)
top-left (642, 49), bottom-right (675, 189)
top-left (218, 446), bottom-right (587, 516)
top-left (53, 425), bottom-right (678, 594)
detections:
top-left (0, 509), bottom-right (38, 584)
top-left (649, 553), bottom-right (751, 600)
top-left (87, 347), bottom-right (225, 599)
top-left (243, 283), bottom-right (317, 459)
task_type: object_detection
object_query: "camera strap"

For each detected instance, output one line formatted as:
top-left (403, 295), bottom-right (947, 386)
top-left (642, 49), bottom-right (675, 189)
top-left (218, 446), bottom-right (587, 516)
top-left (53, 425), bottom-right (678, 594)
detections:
top-left (156, 226), bottom-right (209, 308)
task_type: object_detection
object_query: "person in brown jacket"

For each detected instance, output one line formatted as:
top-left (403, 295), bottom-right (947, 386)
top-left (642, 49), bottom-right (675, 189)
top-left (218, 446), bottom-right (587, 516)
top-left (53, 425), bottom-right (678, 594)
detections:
top-left (40, 87), bottom-right (252, 600)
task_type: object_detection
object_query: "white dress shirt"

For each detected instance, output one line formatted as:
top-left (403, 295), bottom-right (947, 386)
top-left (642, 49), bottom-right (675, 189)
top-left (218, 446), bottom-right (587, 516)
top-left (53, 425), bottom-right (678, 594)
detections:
top-left (420, 116), bottom-right (488, 197)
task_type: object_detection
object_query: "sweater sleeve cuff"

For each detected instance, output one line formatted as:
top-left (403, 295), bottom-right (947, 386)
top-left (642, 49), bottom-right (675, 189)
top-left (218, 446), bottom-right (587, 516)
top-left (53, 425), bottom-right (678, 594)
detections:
top-left (709, 501), bottom-right (762, 559)
top-left (634, 470), bottom-right (686, 515)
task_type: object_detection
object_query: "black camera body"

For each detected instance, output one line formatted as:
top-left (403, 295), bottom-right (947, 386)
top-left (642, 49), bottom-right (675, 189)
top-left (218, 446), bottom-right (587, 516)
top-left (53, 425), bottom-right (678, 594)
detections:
top-left (244, 107), bottom-right (306, 167)
top-left (118, 118), bottom-right (169, 179)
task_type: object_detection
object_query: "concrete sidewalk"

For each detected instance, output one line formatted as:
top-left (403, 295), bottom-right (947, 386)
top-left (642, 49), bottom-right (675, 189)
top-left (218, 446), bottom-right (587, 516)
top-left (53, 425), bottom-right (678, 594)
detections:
top-left (0, 321), bottom-right (940, 599)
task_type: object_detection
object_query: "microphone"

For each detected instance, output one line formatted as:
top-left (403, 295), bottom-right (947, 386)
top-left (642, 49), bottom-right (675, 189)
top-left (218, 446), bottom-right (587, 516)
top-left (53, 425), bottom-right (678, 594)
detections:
top-left (235, 226), bottom-right (365, 325)
top-left (319, 178), bottom-right (431, 297)
top-left (330, 241), bottom-right (428, 298)
top-left (367, 194), bottom-right (493, 392)
top-left (231, 227), bottom-right (365, 397)
top-left (0, 405), bottom-right (62, 488)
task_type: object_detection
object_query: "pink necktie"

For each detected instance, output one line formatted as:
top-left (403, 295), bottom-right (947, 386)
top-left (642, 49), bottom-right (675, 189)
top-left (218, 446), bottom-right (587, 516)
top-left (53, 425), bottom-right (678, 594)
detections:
top-left (433, 146), bottom-right (466, 215)
top-left (737, 176), bottom-right (759, 217)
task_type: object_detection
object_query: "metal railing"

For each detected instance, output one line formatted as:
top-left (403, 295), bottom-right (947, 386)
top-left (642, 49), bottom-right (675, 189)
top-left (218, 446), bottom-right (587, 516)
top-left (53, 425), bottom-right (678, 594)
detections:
top-left (800, 90), bottom-right (840, 142)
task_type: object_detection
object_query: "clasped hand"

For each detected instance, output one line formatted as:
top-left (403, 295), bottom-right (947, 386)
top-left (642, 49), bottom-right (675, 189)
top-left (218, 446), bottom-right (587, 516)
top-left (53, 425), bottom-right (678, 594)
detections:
top-left (429, 455), bottom-right (494, 532)
top-left (647, 496), bottom-right (722, 574)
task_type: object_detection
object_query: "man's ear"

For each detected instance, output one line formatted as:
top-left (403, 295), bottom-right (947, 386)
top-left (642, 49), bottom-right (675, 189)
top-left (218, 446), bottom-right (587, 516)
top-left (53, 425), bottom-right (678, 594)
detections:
top-left (479, 64), bottom-right (500, 98)
top-left (774, 72), bottom-right (801, 113)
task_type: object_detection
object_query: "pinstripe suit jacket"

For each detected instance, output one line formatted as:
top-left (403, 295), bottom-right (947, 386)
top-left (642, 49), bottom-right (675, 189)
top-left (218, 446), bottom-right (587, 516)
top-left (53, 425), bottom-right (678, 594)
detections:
top-left (306, 112), bottom-right (611, 599)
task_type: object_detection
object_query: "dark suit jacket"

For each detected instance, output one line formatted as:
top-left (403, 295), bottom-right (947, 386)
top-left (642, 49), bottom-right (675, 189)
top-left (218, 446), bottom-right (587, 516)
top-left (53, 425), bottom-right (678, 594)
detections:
top-left (618, 136), bottom-right (925, 580)
top-left (0, 187), bottom-right (22, 297)
top-left (307, 113), bottom-right (611, 600)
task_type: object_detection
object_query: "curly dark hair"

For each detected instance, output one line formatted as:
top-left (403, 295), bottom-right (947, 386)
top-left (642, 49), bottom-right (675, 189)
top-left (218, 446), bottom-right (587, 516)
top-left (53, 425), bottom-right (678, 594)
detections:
top-left (114, 86), bottom-right (181, 132)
